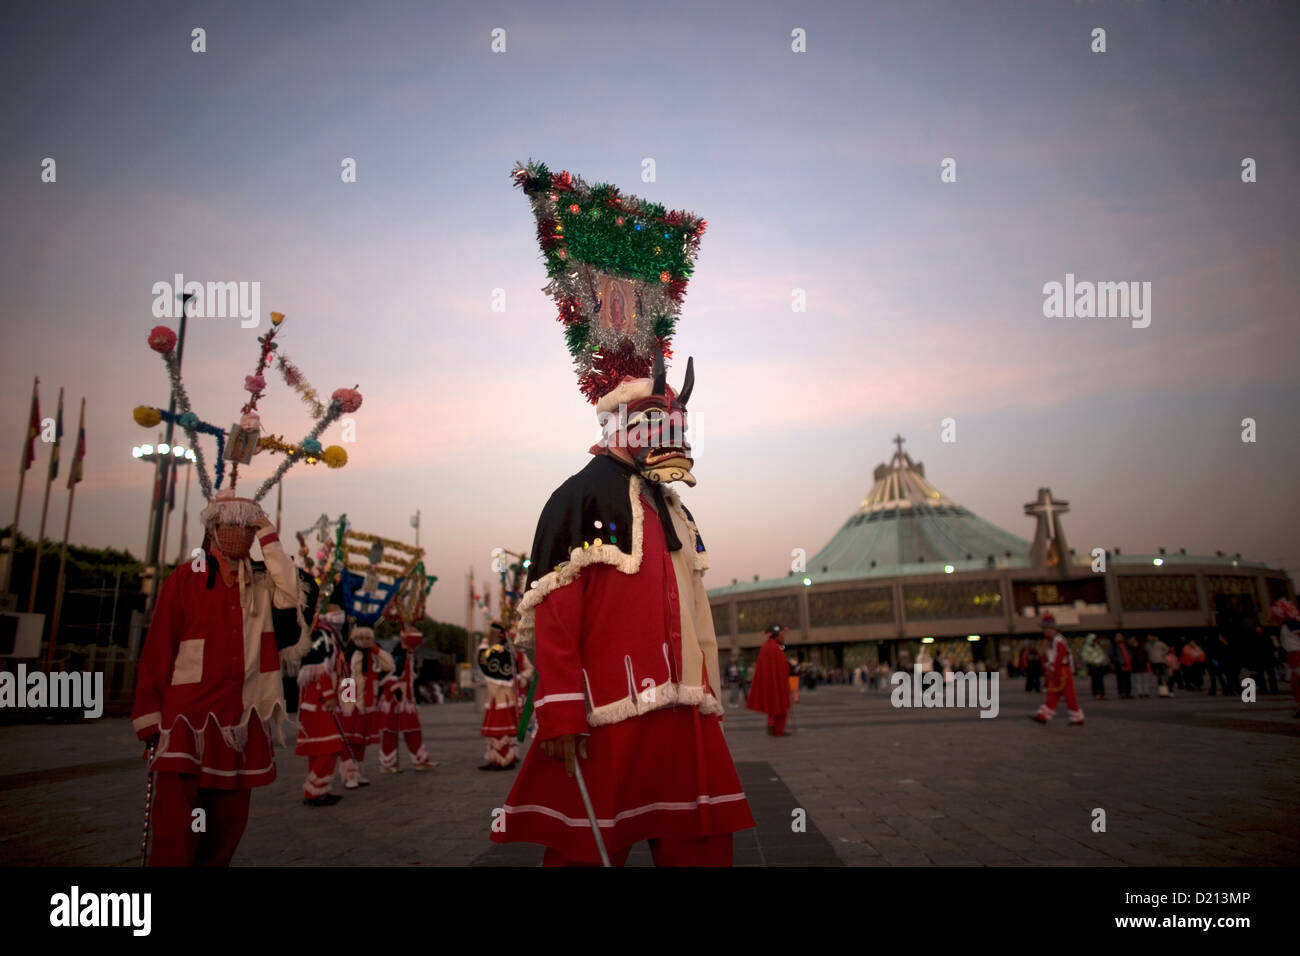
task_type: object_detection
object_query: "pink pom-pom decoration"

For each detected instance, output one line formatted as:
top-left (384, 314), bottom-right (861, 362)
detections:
top-left (244, 374), bottom-right (266, 397)
top-left (331, 387), bottom-right (363, 413)
top-left (239, 412), bottom-right (261, 430)
top-left (148, 326), bottom-right (178, 353)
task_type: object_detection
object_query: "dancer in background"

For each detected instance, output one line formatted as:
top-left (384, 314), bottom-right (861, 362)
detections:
top-left (747, 625), bottom-right (793, 736)
top-left (379, 625), bottom-right (437, 772)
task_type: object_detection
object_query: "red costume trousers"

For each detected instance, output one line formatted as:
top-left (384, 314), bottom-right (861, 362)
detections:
top-left (767, 714), bottom-right (787, 736)
top-left (1035, 673), bottom-right (1085, 723)
top-left (148, 773), bottom-right (252, 867)
top-left (542, 833), bottom-right (733, 867)
top-left (380, 728), bottom-right (430, 767)
top-left (304, 754), bottom-right (339, 798)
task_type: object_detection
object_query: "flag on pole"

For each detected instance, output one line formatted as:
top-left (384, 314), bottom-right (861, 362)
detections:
top-left (22, 378), bottom-right (40, 471)
top-left (67, 400), bottom-right (85, 489)
top-left (47, 390), bottom-right (63, 481)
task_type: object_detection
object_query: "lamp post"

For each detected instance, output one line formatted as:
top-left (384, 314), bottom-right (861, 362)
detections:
top-left (133, 441), bottom-right (196, 586)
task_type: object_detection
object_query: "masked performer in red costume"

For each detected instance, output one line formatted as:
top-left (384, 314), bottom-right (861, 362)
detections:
top-left (379, 625), bottom-right (437, 772)
top-left (478, 622), bottom-right (534, 770)
top-left (339, 625), bottom-right (392, 788)
top-left (133, 490), bottom-right (305, 864)
top-left (491, 162), bottom-right (754, 866)
top-left (295, 621), bottom-right (347, 805)
top-left (1030, 614), bottom-right (1085, 726)
top-left (747, 624), bottom-right (793, 736)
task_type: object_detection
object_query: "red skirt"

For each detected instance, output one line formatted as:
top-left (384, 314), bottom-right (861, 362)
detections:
top-left (491, 705), bottom-right (754, 862)
top-left (481, 699), bottom-right (518, 738)
top-left (381, 700), bottom-right (422, 734)
top-left (151, 712), bottom-right (277, 790)
top-left (339, 708), bottom-right (382, 745)
top-left (295, 698), bottom-right (345, 757)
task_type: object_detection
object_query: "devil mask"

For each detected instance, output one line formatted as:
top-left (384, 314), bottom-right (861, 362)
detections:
top-left (618, 353), bottom-right (696, 487)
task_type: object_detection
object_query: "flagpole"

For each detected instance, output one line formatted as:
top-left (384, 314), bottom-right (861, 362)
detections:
top-left (47, 397), bottom-right (84, 668)
top-left (28, 387), bottom-right (62, 611)
top-left (3, 376), bottom-right (39, 598)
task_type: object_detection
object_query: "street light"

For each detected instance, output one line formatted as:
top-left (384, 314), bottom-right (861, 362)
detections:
top-left (133, 439), bottom-right (196, 569)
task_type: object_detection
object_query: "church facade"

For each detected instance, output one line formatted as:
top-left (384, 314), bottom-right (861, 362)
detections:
top-left (707, 438), bottom-right (1294, 671)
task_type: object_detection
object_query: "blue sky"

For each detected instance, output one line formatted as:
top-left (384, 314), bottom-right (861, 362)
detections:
top-left (2, 0), bottom-right (1297, 623)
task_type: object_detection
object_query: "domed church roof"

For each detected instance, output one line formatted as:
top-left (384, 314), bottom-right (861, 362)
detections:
top-left (807, 435), bottom-right (1030, 577)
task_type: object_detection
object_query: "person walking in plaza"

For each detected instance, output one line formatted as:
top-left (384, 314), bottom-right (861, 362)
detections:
top-left (1023, 643), bottom-right (1044, 693)
top-left (1147, 634), bottom-right (1171, 697)
top-left (748, 624), bottom-right (793, 736)
top-left (1111, 632), bottom-right (1133, 698)
top-left (1080, 633), bottom-right (1109, 700)
top-left (1250, 626), bottom-right (1279, 695)
top-left (1269, 601), bottom-right (1300, 717)
top-left (1130, 636), bottom-right (1152, 698)
top-left (1029, 614), bottom-right (1084, 725)
top-left (1181, 639), bottom-right (1206, 691)
top-left (1206, 633), bottom-right (1232, 696)
top-left (132, 491), bottom-right (305, 865)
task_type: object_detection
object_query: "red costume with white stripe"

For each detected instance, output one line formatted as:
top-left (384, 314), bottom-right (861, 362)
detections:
top-left (379, 627), bottom-right (434, 770)
top-left (491, 456), bottom-right (755, 863)
top-left (295, 652), bottom-right (346, 799)
top-left (338, 633), bottom-right (391, 786)
top-left (479, 635), bottom-right (532, 769)
top-left (1034, 630), bottom-right (1085, 725)
top-left (132, 526), bottom-right (301, 865)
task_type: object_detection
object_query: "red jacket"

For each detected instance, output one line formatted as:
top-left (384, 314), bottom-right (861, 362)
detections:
top-left (518, 477), bottom-right (720, 740)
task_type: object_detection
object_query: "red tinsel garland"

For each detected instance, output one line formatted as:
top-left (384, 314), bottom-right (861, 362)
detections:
top-left (577, 341), bottom-right (652, 404)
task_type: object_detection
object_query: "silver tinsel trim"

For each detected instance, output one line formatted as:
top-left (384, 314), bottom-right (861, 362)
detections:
top-left (162, 349), bottom-right (215, 502)
top-left (250, 399), bottom-right (344, 503)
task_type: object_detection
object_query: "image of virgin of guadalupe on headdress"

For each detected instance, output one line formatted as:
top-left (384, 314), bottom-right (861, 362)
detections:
top-left (596, 272), bottom-right (641, 336)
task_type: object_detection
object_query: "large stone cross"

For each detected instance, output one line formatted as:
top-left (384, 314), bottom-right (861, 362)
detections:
top-left (1024, 487), bottom-right (1071, 574)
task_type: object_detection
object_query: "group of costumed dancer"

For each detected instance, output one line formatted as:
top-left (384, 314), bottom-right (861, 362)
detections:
top-left (130, 314), bottom-right (436, 866)
top-left (295, 607), bottom-right (436, 808)
top-left (132, 161), bottom-right (790, 867)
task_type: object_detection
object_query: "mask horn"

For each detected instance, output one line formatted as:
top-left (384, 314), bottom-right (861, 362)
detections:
top-left (651, 349), bottom-right (666, 396)
top-left (677, 356), bottom-right (695, 406)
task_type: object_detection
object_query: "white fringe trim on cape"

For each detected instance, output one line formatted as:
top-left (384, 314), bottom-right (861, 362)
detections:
top-left (586, 682), bottom-right (724, 727)
top-left (152, 702), bottom-right (289, 768)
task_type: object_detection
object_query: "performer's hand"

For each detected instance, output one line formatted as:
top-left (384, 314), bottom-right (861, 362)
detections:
top-left (323, 699), bottom-right (336, 712)
top-left (541, 734), bottom-right (589, 777)
top-left (141, 733), bottom-right (159, 758)
top-left (252, 514), bottom-right (273, 532)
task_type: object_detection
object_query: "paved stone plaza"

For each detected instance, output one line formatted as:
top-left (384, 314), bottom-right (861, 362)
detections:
top-left (2, 680), bottom-right (1296, 867)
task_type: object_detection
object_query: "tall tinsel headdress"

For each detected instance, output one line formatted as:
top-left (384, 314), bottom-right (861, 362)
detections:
top-left (133, 313), bottom-right (363, 508)
top-left (511, 161), bottom-right (706, 404)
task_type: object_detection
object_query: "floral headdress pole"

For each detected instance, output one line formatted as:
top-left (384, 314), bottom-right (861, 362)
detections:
top-left (510, 160), bottom-right (706, 404)
top-left (133, 313), bottom-right (363, 513)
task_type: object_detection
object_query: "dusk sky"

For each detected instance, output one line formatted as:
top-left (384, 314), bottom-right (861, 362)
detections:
top-left (2, 0), bottom-right (1297, 625)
